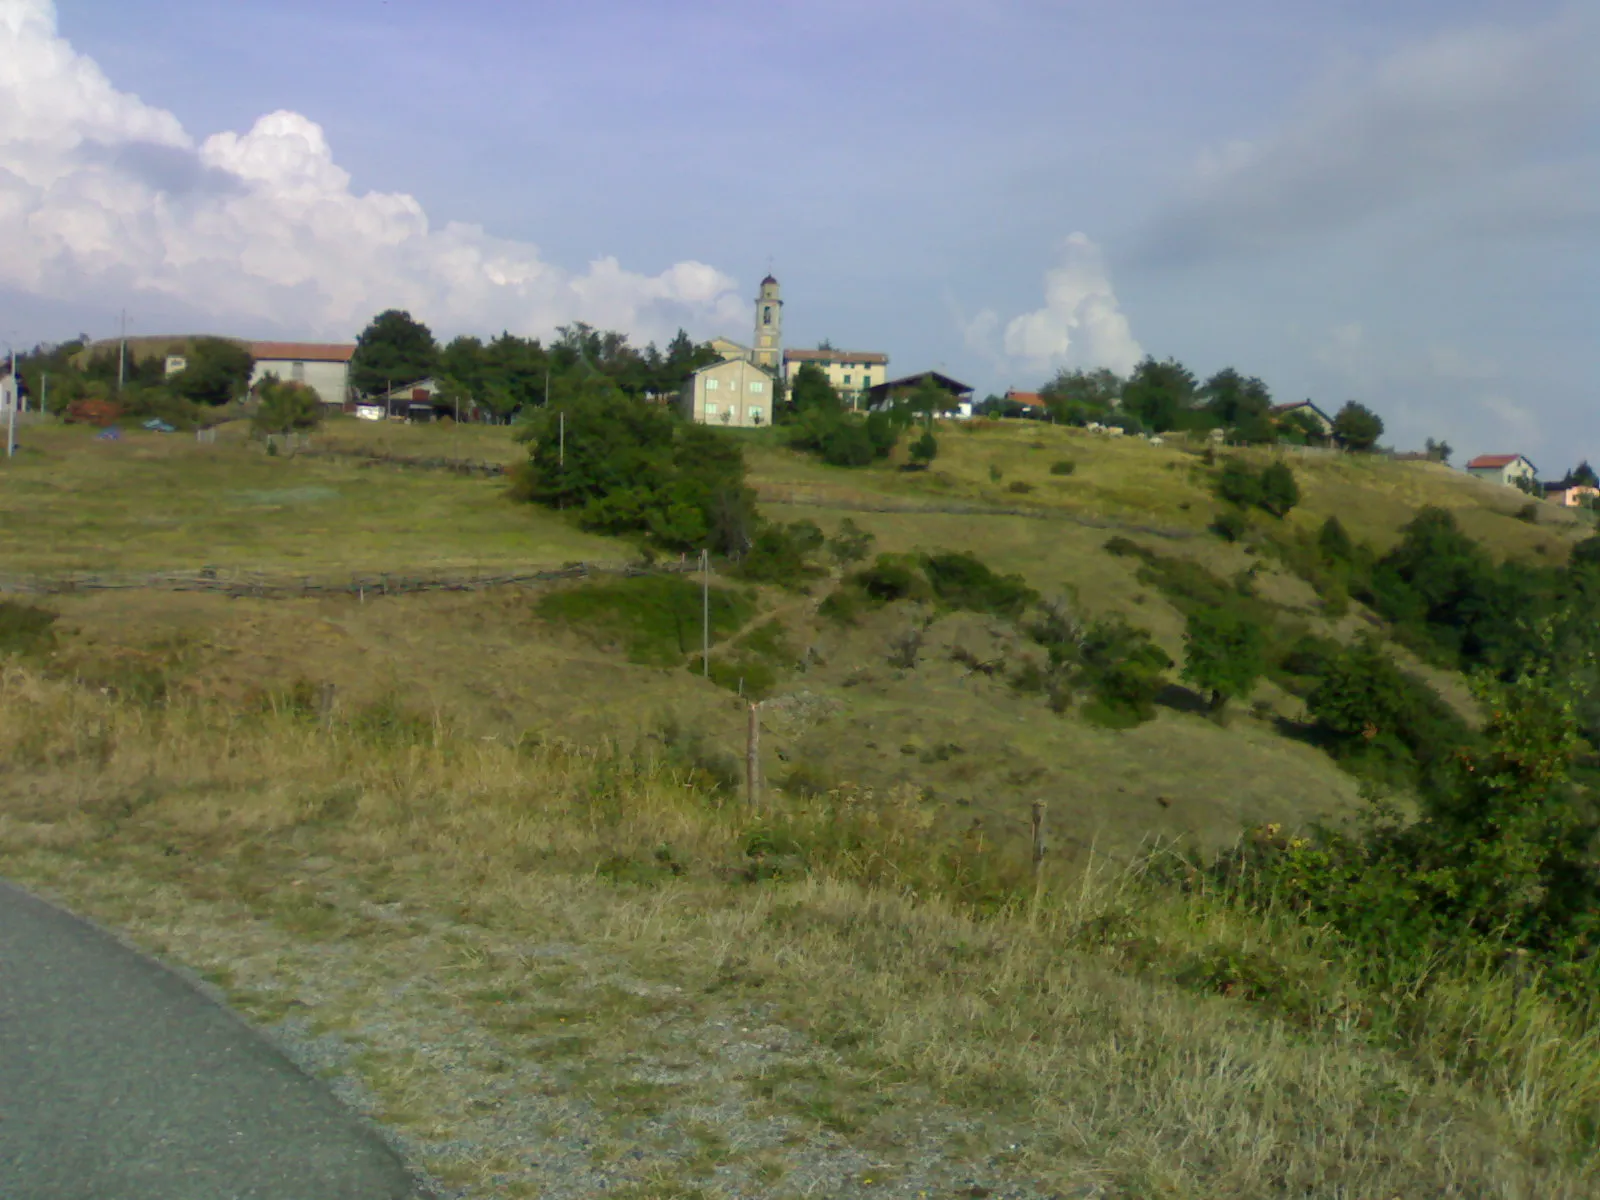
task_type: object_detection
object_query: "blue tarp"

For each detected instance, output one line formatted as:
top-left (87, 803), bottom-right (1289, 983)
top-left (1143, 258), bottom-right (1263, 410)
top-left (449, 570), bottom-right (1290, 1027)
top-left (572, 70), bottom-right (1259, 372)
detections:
top-left (96, 426), bottom-right (121, 441)
top-left (143, 418), bottom-right (176, 432)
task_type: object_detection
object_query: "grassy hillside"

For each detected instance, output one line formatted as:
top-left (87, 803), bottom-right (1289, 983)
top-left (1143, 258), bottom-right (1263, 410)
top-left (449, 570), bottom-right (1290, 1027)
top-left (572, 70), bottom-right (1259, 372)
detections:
top-left (3, 413), bottom-right (1597, 1197)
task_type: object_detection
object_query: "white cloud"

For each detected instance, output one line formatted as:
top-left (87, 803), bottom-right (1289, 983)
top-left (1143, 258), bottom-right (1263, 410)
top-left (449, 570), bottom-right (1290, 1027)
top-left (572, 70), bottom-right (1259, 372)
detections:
top-left (964, 233), bottom-right (1143, 381)
top-left (1146, 9), bottom-right (1598, 257)
top-left (0, 0), bottom-right (748, 342)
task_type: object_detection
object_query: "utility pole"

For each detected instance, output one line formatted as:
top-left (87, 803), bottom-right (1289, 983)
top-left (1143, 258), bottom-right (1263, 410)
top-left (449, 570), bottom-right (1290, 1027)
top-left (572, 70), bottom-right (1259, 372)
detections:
top-left (6, 345), bottom-right (15, 459)
top-left (117, 309), bottom-right (126, 396)
top-left (702, 549), bottom-right (710, 677)
top-left (559, 410), bottom-right (565, 467)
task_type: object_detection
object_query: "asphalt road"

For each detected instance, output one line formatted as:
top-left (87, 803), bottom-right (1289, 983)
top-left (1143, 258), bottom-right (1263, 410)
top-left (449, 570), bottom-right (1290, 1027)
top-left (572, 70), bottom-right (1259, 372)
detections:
top-left (0, 878), bottom-right (431, 1200)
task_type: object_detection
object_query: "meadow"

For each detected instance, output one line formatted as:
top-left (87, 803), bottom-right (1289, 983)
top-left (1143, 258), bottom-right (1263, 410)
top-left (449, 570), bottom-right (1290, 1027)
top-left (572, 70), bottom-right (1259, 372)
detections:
top-left (2, 413), bottom-right (1597, 1198)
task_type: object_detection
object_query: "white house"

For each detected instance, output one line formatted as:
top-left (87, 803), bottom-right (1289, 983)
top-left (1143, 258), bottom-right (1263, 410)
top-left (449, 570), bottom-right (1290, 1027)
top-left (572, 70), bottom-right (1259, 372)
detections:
top-left (0, 369), bottom-right (16, 415)
top-left (250, 342), bottom-right (355, 406)
top-left (1466, 454), bottom-right (1538, 488)
top-left (681, 357), bottom-right (774, 428)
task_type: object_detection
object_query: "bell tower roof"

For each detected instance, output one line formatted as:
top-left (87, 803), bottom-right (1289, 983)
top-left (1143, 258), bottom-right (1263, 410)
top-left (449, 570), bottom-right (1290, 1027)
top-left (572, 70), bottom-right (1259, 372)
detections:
top-left (760, 273), bottom-right (778, 286)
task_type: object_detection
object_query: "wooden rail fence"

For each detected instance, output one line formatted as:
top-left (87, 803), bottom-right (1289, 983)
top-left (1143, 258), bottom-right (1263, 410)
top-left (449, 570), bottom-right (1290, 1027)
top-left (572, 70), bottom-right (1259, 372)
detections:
top-left (0, 560), bottom-right (694, 601)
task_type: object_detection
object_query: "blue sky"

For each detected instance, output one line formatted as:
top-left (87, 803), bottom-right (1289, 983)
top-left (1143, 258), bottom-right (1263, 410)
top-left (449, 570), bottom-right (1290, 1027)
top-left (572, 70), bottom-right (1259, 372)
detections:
top-left (1, 0), bottom-right (1594, 468)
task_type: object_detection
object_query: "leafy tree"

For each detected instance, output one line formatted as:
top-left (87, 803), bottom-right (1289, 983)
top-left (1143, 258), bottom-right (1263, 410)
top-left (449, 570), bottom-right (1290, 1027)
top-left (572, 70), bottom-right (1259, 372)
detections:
top-left (1041, 367), bottom-right (1121, 424)
top-left (819, 420), bottom-right (874, 467)
top-left (169, 337), bottom-right (254, 406)
top-left (1424, 437), bottom-right (1453, 464)
top-left (1120, 357), bottom-right (1197, 433)
top-left (517, 393), bottom-right (752, 554)
top-left (1202, 367), bottom-right (1271, 427)
top-left (1182, 605), bottom-right (1265, 712)
top-left (909, 430), bottom-right (938, 469)
top-left (826, 519), bottom-right (875, 569)
top-left (1077, 619), bottom-right (1172, 724)
top-left (1215, 459), bottom-right (1262, 508)
top-left (252, 378), bottom-right (321, 435)
top-left (788, 362), bottom-right (840, 416)
top-left (1572, 460), bottom-right (1599, 488)
top-left (1318, 516), bottom-right (1354, 563)
top-left (1257, 461), bottom-right (1301, 518)
top-left (1570, 534), bottom-right (1600, 570)
top-left (1332, 401), bottom-right (1384, 452)
top-left (350, 310), bottom-right (440, 396)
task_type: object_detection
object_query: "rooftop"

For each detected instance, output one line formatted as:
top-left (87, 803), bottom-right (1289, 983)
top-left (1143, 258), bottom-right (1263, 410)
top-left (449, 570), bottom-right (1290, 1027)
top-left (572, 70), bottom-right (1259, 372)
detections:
top-left (783, 348), bottom-right (888, 365)
top-left (251, 342), bottom-right (356, 363)
top-left (1466, 454), bottom-right (1528, 470)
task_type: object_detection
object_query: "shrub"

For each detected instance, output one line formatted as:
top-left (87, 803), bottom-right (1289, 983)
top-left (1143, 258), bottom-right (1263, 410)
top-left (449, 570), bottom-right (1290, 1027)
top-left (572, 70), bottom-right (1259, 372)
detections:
top-left (65, 397), bottom-right (121, 427)
top-left (1516, 502), bottom-right (1539, 524)
top-left (1182, 605), bottom-right (1266, 712)
top-left (735, 521), bottom-right (826, 589)
top-left (1077, 619), bottom-right (1172, 726)
top-left (1211, 509), bottom-right (1247, 543)
top-left (1215, 459), bottom-right (1262, 508)
top-left (1258, 461), bottom-right (1300, 518)
top-left (921, 552), bottom-right (1040, 618)
top-left (849, 555), bottom-right (930, 605)
top-left (0, 601), bottom-right (57, 657)
top-left (908, 430), bottom-right (938, 468)
top-left (825, 518), bottom-right (875, 569)
top-left (1006, 480), bottom-right (1034, 494)
top-left (1318, 516), bottom-right (1354, 563)
top-left (1049, 459), bottom-right (1077, 476)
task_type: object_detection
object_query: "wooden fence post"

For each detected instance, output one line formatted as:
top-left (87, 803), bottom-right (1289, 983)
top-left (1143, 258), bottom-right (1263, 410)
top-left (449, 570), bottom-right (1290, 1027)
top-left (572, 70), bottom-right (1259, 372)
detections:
top-left (318, 682), bottom-right (337, 730)
top-left (1031, 800), bottom-right (1047, 876)
top-left (746, 702), bottom-right (761, 810)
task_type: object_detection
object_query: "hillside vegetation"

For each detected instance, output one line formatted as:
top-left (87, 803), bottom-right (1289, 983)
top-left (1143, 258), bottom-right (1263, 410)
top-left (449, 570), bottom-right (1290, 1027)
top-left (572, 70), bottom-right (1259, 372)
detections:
top-left (3, 414), bottom-right (1599, 1198)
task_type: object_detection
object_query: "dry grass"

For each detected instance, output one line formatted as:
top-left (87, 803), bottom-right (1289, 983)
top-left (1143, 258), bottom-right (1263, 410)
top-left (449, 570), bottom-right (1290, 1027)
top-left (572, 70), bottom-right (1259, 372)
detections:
top-left (2, 665), bottom-right (1597, 1199)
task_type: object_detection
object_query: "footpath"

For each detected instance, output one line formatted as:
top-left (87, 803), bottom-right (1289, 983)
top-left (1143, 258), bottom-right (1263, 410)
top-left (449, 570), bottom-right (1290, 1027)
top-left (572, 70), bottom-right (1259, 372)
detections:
top-left (0, 878), bottom-right (430, 1200)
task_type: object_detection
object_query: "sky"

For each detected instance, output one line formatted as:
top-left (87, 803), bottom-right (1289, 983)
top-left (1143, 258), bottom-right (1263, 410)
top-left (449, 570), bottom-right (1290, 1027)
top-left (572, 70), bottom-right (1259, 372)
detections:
top-left (0, 0), bottom-right (1594, 467)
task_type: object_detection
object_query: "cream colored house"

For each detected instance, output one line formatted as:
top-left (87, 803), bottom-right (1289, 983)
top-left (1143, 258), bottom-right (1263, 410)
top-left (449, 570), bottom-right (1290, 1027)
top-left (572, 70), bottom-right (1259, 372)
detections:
top-left (249, 341), bottom-right (355, 406)
top-left (783, 348), bottom-right (889, 403)
top-left (710, 336), bottom-right (752, 363)
top-left (1465, 454), bottom-right (1538, 487)
top-left (682, 357), bottom-right (774, 428)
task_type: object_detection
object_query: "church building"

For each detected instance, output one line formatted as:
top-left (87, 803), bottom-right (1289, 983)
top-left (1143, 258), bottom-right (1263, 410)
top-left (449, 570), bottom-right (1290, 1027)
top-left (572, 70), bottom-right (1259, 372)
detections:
top-left (685, 274), bottom-right (784, 427)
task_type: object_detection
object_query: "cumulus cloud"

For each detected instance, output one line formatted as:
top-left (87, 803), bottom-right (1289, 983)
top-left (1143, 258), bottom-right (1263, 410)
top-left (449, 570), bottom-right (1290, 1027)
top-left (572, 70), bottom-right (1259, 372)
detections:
top-left (1143, 8), bottom-right (1599, 259)
top-left (963, 233), bottom-right (1143, 380)
top-left (0, 0), bottom-right (748, 341)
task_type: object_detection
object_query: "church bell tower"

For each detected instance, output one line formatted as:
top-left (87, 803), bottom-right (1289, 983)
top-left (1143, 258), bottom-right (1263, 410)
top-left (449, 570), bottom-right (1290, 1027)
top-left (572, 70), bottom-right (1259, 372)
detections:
top-left (753, 274), bottom-right (782, 372)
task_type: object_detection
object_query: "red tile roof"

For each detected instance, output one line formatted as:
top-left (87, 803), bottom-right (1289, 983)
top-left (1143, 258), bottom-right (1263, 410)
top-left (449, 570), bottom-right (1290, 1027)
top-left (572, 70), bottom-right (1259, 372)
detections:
top-left (1466, 454), bottom-right (1524, 469)
top-left (251, 342), bottom-right (355, 363)
top-left (783, 348), bottom-right (888, 365)
top-left (1006, 390), bottom-right (1044, 405)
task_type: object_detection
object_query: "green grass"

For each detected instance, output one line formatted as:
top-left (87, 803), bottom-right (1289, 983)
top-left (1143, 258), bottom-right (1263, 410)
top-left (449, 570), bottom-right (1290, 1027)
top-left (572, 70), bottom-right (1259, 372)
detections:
top-left (0, 421), bottom-right (619, 575)
top-left (536, 576), bottom-right (754, 667)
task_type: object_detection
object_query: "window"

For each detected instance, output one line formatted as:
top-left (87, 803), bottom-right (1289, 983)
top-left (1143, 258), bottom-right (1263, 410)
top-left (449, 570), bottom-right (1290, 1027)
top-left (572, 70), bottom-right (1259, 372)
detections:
top-left (763, 305), bottom-right (773, 326)
top-left (291, 361), bottom-right (306, 382)
top-left (843, 374), bottom-right (852, 386)
top-left (750, 407), bottom-right (764, 424)
top-left (706, 378), bottom-right (719, 390)
top-left (749, 381), bottom-right (764, 393)
top-left (704, 402), bottom-right (718, 416)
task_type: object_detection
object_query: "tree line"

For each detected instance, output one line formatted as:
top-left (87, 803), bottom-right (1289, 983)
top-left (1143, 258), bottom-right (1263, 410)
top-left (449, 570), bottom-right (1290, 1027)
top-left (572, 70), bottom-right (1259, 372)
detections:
top-left (979, 358), bottom-right (1388, 451)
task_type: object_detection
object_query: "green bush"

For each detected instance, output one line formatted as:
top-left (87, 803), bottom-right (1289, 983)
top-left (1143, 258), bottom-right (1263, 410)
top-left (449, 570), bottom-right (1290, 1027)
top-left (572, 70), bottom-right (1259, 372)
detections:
top-left (1258, 461), bottom-right (1300, 518)
top-left (0, 601), bottom-right (58, 658)
top-left (735, 521), bottom-right (827, 589)
top-left (1049, 459), bottom-right (1077, 476)
top-left (908, 430), bottom-right (938, 468)
top-left (849, 555), bottom-right (931, 605)
top-left (1077, 619), bottom-right (1172, 726)
top-left (1211, 509), bottom-right (1247, 542)
top-left (921, 552), bottom-right (1039, 618)
top-left (1215, 460), bottom-right (1262, 508)
top-left (537, 575), bottom-right (753, 667)
top-left (1006, 480), bottom-right (1034, 495)
top-left (1182, 605), bottom-right (1266, 712)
